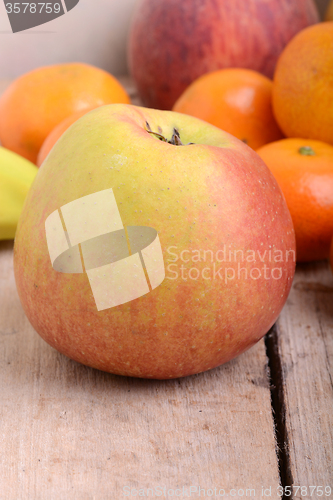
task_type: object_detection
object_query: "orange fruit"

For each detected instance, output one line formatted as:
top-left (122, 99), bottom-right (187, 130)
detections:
top-left (257, 138), bottom-right (333, 262)
top-left (172, 68), bottom-right (284, 150)
top-left (272, 22), bottom-right (333, 145)
top-left (37, 107), bottom-right (96, 167)
top-left (0, 63), bottom-right (130, 164)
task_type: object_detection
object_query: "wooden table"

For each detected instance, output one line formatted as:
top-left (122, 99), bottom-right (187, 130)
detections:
top-left (0, 79), bottom-right (332, 499)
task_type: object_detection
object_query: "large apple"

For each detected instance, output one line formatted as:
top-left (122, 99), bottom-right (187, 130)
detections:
top-left (14, 104), bottom-right (295, 379)
top-left (128, 0), bottom-right (319, 109)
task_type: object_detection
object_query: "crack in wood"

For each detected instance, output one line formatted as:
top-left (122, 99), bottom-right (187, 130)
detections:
top-left (265, 325), bottom-right (294, 499)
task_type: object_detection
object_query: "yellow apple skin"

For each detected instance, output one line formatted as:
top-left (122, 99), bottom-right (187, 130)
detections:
top-left (13, 105), bottom-right (295, 379)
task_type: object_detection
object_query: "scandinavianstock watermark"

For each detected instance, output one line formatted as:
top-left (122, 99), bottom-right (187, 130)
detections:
top-left (122, 485), bottom-right (332, 497)
top-left (166, 245), bottom-right (295, 284)
top-left (123, 485), bottom-right (260, 497)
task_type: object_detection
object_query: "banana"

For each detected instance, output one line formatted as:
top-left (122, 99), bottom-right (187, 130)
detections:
top-left (0, 146), bottom-right (38, 240)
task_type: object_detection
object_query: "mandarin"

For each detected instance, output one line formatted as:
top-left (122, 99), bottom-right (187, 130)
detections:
top-left (272, 22), bottom-right (333, 145)
top-left (0, 63), bottom-right (130, 164)
top-left (173, 68), bottom-right (284, 150)
top-left (257, 138), bottom-right (333, 262)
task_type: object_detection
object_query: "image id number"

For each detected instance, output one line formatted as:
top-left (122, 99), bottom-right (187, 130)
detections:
top-left (5, 3), bottom-right (61, 14)
top-left (277, 485), bottom-right (332, 497)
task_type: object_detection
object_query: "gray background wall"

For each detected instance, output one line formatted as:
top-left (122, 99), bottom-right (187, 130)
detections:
top-left (0, 0), bottom-right (138, 77)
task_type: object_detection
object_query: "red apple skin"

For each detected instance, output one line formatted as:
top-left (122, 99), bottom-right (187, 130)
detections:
top-left (128, 0), bottom-right (319, 110)
top-left (13, 105), bottom-right (295, 379)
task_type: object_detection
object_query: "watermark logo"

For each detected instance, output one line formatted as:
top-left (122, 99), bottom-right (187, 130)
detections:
top-left (45, 188), bottom-right (165, 311)
top-left (166, 245), bottom-right (295, 284)
top-left (3, 0), bottom-right (80, 33)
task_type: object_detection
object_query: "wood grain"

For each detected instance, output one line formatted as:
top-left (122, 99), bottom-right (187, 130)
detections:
top-left (276, 261), bottom-right (333, 491)
top-left (0, 240), bottom-right (280, 499)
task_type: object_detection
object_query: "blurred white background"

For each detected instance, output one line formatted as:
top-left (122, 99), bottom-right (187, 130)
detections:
top-left (0, 0), bottom-right (329, 79)
top-left (0, 0), bottom-right (138, 78)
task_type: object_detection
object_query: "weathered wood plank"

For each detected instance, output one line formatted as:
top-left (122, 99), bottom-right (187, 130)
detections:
top-left (276, 261), bottom-right (333, 491)
top-left (0, 240), bottom-right (280, 498)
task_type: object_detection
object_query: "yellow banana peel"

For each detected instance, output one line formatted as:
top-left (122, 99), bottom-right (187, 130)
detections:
top-left (0, 146), bottom-right (38, 240)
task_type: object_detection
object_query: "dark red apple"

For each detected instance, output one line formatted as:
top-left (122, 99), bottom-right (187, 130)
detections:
top-left (128, 0), bottom-right (319, 109)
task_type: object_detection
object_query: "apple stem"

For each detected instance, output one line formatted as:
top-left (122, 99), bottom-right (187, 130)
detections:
top-left (146, 122), bottom-right (191, 146)
top-left (146, 130), bottom-right (168, 142)
top-left (170, 128), bottom-right (183, 145)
